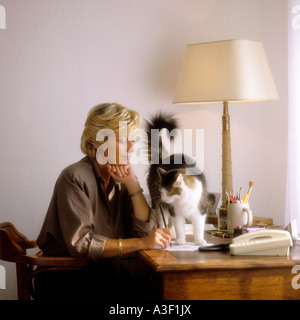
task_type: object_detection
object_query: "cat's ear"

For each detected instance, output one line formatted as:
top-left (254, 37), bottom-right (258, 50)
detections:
top-left (157, 167), bottom-right (166, 178)
top-left (175, 173), bottom-right (184, 186)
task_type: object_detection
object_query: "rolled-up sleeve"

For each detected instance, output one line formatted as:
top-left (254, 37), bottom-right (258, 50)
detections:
top-left (88, 234), bottom-right (108, 261)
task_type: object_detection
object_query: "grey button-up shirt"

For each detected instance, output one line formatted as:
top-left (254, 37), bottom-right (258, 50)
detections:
top-left (37, 156), bottom-right (157, 261)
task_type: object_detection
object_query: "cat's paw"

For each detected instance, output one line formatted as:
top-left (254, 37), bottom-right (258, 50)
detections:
top-left (175, 238), bottom-right (186, 245)
top-left (195, 238), bottom-right (207, 246)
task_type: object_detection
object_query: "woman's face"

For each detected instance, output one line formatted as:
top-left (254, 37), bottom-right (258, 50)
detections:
top-left (96, 129), bottom-right (137, 165)
top-left (115, 131), bottom-right (137, 165)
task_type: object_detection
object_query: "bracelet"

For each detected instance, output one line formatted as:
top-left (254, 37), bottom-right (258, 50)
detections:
top-left (129, 188), bottom-right (143, 198)
top-left (118, 238), bottom-right (123, 257)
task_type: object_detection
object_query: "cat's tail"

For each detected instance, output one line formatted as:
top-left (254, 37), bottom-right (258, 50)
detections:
top-left (144, 113), bottom-right (179, 164)
top-left (145, 113), bottom-right (178, 133)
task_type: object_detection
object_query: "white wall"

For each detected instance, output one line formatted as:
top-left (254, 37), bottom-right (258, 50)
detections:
top-left (0, 0), bottom-right (287, 299)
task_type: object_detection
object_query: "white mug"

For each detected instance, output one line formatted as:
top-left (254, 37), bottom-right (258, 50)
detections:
top-left (227, 203), bottom-right (253, 235)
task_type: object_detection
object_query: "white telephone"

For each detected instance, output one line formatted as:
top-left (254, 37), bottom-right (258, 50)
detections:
top-left (230, 229), bottom-right (293, 256)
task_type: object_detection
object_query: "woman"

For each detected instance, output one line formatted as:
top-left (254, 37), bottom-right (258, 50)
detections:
top-left (35, 103), bottom-right (171, 299)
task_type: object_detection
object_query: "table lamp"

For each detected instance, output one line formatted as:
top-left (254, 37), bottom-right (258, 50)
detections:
top-left (173, 39), bottom-right (278, 209)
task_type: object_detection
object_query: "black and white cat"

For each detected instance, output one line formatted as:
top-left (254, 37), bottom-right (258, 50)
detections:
top-left (145, 114), bottom-right (209, 245)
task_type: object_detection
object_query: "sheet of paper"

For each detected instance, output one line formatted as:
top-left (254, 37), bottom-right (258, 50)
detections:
top-left (153, 241), bottom-right (214, 251)
top-left (166, 241), bottom-right (213, 251)
top-left (153, 223), bottom-right (217, 251)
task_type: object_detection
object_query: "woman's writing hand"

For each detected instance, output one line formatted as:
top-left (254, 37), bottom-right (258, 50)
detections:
top-left (142, 228), bottom-right (172, 250)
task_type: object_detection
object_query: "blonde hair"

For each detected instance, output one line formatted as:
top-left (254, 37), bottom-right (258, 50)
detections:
top-left (81, 103), bottom-right (141, 158)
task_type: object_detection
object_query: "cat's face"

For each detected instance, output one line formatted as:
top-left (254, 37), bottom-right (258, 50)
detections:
top-left (160, 187), bottom-right (180, 204)
top-left (157, 168), bottom-right (184, 204)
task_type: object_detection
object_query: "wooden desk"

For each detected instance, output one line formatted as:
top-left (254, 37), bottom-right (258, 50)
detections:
top-left (132, 233), bottom-right (300, 300)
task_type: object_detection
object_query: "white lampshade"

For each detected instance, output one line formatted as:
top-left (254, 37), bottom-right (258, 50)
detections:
top-left (173, 39), bottom-right (278, 104)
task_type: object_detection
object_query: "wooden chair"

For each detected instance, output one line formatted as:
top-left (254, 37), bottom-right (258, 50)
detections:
top-left (0, 222), bottom-right (89, 300)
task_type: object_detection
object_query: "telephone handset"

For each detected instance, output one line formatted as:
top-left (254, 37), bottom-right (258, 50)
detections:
top-left (230, 229), bottom-right (293, 256)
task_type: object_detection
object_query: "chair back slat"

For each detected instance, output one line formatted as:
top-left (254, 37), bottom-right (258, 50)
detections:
top-left (0, 223), bottom-right (26, 263)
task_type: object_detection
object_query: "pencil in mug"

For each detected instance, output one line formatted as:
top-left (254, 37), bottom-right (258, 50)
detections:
top-left (243, 180), bottom-right (255, 203)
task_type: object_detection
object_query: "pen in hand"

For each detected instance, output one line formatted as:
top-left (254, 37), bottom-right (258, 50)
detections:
top-left (159, 204), bottom-right (172, 248)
